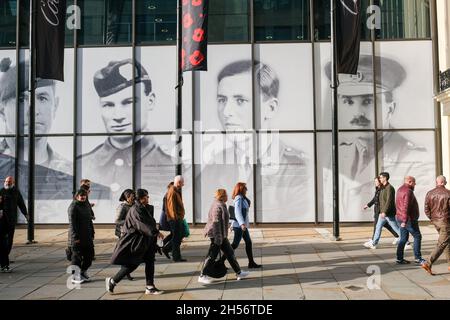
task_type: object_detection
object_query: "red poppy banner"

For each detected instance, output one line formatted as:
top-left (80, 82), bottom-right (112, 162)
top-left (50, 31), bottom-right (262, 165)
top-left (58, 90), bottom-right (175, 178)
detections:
top-left (181, 0), bottom-right (209, 72)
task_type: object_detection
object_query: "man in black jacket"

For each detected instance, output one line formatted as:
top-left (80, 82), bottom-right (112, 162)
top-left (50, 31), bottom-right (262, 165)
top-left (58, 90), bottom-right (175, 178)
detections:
top-left (69, 189), bottom-right (95, 284)
top-left (0, 176), bottom-right (29, 271)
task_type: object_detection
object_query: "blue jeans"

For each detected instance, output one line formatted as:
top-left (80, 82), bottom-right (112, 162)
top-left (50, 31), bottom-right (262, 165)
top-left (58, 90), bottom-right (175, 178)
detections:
top-left (372, 215), bottom-right (400, 245)
top-left (396, 219), bottom-right (422, 261)
top-left (231, 227), bottom-right (255, 263)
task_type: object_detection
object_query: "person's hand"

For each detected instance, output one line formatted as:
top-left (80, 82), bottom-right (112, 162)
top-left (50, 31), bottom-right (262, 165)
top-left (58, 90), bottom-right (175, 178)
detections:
top-left (74, 239), bottom-right (81, 245)
top-left (91, 203), bottom-right (95, 207)
top-left (363, 205), bottom-right (368, 210)
top-left (380, 213), bottom-right (386, 219)
top-left (241, 225), bottom-right (246, 231)
top-left (401, 223), bottom-right (406, 228)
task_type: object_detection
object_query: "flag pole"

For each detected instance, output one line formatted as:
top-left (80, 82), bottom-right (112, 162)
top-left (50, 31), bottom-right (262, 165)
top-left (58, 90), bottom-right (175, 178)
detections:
top-left (331, 0), bottom-right (341, 241)
top-left (27, 0), bottom-right (37, 244)
top-left (175, 0), bottom-right (183, 176)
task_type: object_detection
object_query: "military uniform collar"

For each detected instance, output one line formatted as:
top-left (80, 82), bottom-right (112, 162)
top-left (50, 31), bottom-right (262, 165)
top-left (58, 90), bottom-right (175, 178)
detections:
top-left (95, 136), bottom-right (157, 166)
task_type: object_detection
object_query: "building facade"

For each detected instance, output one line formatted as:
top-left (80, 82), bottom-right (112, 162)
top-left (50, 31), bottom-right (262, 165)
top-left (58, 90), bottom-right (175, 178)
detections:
top-left (0, 0), bottom-right (441, 224)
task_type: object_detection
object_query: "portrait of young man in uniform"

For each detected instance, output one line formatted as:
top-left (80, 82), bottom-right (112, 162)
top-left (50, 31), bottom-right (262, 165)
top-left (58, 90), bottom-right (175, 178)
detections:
top-left (0, 57), bottom-right (73, 222)
top-left (78, 59), bottom-right (177, 221)
top-left (197, 60), bottom-right (313, 222)
top-left (323, 54), bottom-right (435, 220)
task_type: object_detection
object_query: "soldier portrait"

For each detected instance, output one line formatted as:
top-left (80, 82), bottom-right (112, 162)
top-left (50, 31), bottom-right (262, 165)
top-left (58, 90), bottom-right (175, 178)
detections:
top-left (197, 59), bottom-right (314, 222)
top-left (322, 54), bottom-right (436, 221)
top-left (0, 56), bottom-right (73, 223)
top-left (77, 58), bottom-right (177, 222)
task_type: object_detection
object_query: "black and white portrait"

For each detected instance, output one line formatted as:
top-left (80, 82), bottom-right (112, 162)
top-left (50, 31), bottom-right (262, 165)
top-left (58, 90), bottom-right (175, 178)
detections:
top-left (0, 49), bottom-right (74, 223)
top-left (318, 41), bottom-right (436, 221)
top-left (195, 44), bottom-right (315, 222)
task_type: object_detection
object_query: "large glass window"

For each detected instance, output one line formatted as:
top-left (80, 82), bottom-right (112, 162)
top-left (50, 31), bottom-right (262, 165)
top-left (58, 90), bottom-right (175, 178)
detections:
top-left (209, 0), bottom-right (249, 43)
top-left (376, 0), bottom-right (431, 39)
top-left (254, 0), bottom-right (310, 41)
top-left (136, 0), bottom-right (177, 44)
top-left (0, 0), bottom-right (17, 47)
top-left (313, 0), bottom-right (371, 41)
top-left (78, 0), bottom-right (132, 46)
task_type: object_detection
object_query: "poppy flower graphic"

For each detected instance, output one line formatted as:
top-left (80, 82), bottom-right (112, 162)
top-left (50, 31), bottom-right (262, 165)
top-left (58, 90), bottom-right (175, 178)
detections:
top-left (189, 50), bottom-right (205, 66)
top-left (192, 28), bottom-right (205, 42)
top-left (192, 0), bottom-right (202, 6)
top-left (183, 13), bottom-right (193, 29)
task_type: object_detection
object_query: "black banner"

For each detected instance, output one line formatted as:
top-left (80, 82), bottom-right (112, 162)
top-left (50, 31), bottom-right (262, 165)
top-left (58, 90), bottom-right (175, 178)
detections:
top-left (105, 0), bottom-right (125, 45)
top-left (181, 0), bottom-right (209, 72)
top-left (36, 0), bottom-right (67, 81)
top-left (336, 0), bottom-right (362, 75)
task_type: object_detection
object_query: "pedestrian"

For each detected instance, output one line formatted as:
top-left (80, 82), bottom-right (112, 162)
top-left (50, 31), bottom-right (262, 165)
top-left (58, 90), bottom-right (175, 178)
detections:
top-left (106, 189), bottom-right (165, 295)
top-left (227, 182), bottom-right (261, 268)
top-left (166, 176), bottom-right (186, 262)
top-left (0, 176), bottom-right (29, 269)
top-left (363, 174), bottom-right (402, 249)
top-left (159, 182), bottom-right (174, 260)
top-left (198, 189), bottom-right (250, 284)
top-left (69, 189), bottom-right (95, 284)
top-left (80, 179), bottom-right (96, 260)
top-left (0, 195), bottom-right (10, 272)
top-left (395, 176), bottom-right (426, 265)
top-left (421, 176), bottom-right (450, 275)
top-left (115, 189), bottom-right (135, 281)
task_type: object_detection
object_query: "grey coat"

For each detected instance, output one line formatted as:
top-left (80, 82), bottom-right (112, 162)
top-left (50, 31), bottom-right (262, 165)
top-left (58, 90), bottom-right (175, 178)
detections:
top-left (203, 200), bottom-right (229, 245)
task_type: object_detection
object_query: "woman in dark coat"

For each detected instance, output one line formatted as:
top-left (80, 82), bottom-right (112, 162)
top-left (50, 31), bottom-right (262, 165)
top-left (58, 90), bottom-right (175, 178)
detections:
top-left (69, 189), bottom-right (95, 284)
top-left (106, 189), bottom-right (165, 295)
top-left (114, 189), bottom-right (135, 281)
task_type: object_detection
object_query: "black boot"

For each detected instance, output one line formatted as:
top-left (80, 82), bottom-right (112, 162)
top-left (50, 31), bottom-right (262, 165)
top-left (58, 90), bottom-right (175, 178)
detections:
top-left (126, 273), bottom-right (134, 281)
top-left (246, 244), bottom-right (261, 269)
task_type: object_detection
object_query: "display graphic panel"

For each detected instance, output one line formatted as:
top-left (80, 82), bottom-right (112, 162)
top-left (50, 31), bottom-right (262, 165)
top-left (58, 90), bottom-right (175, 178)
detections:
top-left (77, 135), bottom-right (132, 223)
top-left (375, 41), bottom-right (435, 129)
top-left (0, 50), bottom-right (17, 136)
top-left (315, 42), bottom-right (374, 131)
top-left (35, 137), bottom-right (73, 223)
top-left (195, 132), bottom-right (254, 223)
top-left (77, 47), bottom-right (133, 134)
top-left (254, 43), bottom-right (314, 131)
top-left (378, 130), bottom-right (436, 220)
top-left (198, 44), bottom-right (252, 131)
top-left (256, 132), bottom-right (315, 222)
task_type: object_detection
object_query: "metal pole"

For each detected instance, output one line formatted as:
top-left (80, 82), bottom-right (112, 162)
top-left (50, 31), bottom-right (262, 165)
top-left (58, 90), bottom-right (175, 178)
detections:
top-left (27, 0), bottom-right (36, 244)
top-left (330, 0), bottom-right (341, 241)
top-left (176, 0), bottom-right (183, 176)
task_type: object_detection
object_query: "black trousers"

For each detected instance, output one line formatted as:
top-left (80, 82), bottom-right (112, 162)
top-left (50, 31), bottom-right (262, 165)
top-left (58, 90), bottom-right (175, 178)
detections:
top-left (372, 214), bottom-right (399, 239)
top-left (0, 228), bottom-right (9, 268)
top-left (163, 232), bottom-right (173, 251)
top-left (7, 227), bottom-right (15, 255)
top-left (113, 250), bottom-right (156, 286)
top-left (71, 244), bottom-right (94, 273)
top-left (202, 238), bottom-right (241, 275)
top-left (169, 220), bottom-right (183, 260)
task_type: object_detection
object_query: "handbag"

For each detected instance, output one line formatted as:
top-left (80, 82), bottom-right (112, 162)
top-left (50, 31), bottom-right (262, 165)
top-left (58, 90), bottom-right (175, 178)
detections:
top-left (203, 251), bottom-right (227, 279)
top-left (182, 218), bottom-right (190, 238)
top-left (228, 205), bottom-right (236, 221)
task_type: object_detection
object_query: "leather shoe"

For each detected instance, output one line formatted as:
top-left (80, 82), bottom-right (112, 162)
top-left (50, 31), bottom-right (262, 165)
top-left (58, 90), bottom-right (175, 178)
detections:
top-left (248, 262), bottom-right (262, 269)
top-left (421, 262), bottom-right (433, 275)
top-left (126, 273), bottom-right (134, 281)
top-left (173, 258), bottom-right (187, 262)
top-left (162, 247), bottom-right (171, 260)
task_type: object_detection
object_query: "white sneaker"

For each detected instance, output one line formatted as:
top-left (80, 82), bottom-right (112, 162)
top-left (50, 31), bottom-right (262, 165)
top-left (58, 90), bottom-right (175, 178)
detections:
top-left (236, 271), bottom-right (250, 280)
top-left (198, 275), bottom-right (213, 284)
top-left (71, 276), bottom-right (85, 285)
top-left (145, 286), bottom-right (164, 295)
top-left (363, 240), bottom-right (376, 249)
top-left (392, 238), bottom-right (400, 245)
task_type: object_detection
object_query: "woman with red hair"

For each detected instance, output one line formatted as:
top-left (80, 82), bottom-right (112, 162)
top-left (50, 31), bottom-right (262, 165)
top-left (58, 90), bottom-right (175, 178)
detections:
top-left (229, 182), bottom-right (261, 269)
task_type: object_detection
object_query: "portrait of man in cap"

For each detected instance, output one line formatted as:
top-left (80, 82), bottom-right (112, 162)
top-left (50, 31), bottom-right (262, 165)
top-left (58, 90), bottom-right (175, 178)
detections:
top-left (0, 56), bottom-right (73, 222)
top-left (322, 54), bottom-right (435, 220)
top-left (197, 59), bottom-right (313, 222)
top-left (78, 58), bottom-right (177, 221)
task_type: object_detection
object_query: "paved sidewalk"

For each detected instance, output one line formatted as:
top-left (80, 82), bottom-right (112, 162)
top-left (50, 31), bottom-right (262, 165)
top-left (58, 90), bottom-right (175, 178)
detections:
top-left (0, 224), bottom-right (449, 300)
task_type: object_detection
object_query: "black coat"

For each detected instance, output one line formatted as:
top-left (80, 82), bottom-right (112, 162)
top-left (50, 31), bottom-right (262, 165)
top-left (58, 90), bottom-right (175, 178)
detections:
top-left (367, 187), bottom-right (382, 218)
top-left (115, 202), bottom-right (132, 238)
top-left (111, 202), bottom-right (158, 266)
top-left (68, 200), bottom-right (95, 247)
top-left (0, 187), bottom-right (28, 229)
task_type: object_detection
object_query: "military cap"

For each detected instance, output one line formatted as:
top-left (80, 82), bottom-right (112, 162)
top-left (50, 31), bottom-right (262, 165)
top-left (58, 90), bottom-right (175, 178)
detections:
top-left (325, 55), bottom-right (406, 96)
top-left (0, 58), bottom-right (55, 103)
top-left (93, 59), bottom-right (152, 98)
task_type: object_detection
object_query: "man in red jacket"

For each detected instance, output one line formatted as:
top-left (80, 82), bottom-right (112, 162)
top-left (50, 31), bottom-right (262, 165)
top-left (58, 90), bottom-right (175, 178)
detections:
top-left (421, 176), bottom-right (450, 275)
top-left (395, 176), bottom-right (426, 265)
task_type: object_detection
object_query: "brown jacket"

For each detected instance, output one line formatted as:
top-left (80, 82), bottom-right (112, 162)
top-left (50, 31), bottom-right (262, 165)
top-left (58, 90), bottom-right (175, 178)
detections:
top-left (203, 199), bottom-right (229, 245)
top-left (165, 185), bottom-right (185, 221)
top-left (424, 186), bottom-right (450, 223)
